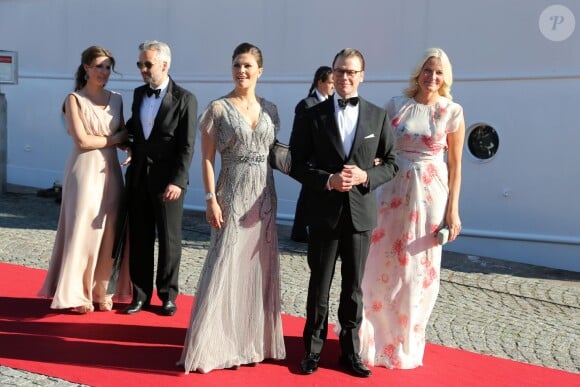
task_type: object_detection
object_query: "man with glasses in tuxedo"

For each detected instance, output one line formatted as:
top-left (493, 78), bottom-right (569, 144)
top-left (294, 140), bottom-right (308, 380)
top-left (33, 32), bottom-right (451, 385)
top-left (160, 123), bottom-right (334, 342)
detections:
top-left (290, 48), bottom-right (398, 377)
top-left (123, 40), bottom-right (197, 317)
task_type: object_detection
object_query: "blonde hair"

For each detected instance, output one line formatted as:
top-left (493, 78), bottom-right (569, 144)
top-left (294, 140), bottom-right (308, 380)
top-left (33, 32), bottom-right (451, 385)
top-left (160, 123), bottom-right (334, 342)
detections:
top-left (404, 47), bottom-right (453, 100)
top-left (333, 48), bottom-right (365, 71)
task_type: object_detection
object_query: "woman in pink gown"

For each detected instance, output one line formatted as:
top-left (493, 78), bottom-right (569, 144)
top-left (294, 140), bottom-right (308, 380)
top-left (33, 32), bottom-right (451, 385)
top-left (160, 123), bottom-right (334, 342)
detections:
top-left (359, 48), bottom-right (465, 369)
top-left (38, 46), bottom-right (131, 313)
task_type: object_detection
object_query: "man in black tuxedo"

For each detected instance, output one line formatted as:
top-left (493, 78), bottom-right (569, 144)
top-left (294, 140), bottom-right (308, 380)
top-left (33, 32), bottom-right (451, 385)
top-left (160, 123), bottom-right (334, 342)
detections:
top-left (291, 66), bottom-right (334, 243)
top-left (290, 48), bottom-right (398, 377)
top-left (123, 40), bottom-right (197, 316)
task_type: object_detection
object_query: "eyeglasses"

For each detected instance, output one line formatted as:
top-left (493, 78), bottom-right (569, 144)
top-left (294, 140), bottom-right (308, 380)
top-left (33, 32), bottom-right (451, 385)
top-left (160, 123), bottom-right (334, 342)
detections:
top-left (136, 61), bottom-right (155, 69)
top-left (333, 68), bottom-right (362, 78)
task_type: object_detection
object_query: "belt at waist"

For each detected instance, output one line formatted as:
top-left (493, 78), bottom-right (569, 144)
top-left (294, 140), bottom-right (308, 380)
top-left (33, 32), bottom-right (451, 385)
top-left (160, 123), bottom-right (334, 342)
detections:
top-left (222, 152), bottom-right (267, 166)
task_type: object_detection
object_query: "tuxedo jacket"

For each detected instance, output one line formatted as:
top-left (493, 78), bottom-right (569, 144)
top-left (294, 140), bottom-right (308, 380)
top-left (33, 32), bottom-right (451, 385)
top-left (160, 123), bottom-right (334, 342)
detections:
top-left (289, 96), bottom-right (398, 232)
top-left (125, 77), bottom-right (197, 192)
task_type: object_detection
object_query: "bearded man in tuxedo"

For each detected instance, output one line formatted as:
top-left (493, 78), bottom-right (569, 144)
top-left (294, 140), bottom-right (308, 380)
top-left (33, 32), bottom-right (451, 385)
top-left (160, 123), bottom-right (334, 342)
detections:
top-left (123, 40), bottom-right (197, 317)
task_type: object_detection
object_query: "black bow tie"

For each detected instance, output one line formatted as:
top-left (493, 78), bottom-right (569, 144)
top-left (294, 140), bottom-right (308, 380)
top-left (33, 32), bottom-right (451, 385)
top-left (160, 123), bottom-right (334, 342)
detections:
top-left (337, 97), bottom-right (359, 108)
top-left (146, 88), bottom-right (161, 98)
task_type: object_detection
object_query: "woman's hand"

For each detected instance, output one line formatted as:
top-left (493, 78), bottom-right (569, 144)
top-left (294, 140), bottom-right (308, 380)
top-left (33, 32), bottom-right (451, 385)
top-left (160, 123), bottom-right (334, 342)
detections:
top-left (206, 200), bottom-right (224, 229)
top-left (445, 212), bottom-right (462, 242)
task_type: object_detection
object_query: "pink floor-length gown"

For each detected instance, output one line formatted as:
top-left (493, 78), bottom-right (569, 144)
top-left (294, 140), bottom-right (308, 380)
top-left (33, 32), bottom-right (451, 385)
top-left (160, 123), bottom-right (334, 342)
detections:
top-left (359, 95), bottom-right (463, 369)
top-left (38, 91), bottom-right (131, 309)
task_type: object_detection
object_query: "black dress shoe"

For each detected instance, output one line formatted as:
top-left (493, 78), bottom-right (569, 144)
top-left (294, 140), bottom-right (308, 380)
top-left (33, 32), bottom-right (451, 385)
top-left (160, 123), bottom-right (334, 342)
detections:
top-left (123, 300), bottom-right (149, 315)
top-left (339, 353), bottom-right (372, 377)
top-left (161, 300), bottom-right (177, 316)
top-left (299, 352), bottom-right (320, 374)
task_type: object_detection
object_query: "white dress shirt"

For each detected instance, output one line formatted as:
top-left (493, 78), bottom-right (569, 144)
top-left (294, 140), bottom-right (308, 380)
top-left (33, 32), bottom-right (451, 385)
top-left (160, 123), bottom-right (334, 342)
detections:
top-left (314, 89), bottom-right (328, 103)
top-left (333, 93), bottom-right (359, 157)
top-left (326, 93), bottom-right (360, 191)
top-left (140, 78), bottom-right (169, 140)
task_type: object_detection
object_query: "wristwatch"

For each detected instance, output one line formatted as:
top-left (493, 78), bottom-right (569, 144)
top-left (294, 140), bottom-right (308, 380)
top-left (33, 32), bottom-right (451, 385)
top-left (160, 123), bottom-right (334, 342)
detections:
top-left (205, 192), bottom-right (215, 200)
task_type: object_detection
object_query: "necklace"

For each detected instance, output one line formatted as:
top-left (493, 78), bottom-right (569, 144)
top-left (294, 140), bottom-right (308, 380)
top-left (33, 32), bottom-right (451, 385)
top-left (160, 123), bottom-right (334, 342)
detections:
top-left (238, 98), bottom-right (254, 110)
top-left (230, 93), bottom-right (256, 111)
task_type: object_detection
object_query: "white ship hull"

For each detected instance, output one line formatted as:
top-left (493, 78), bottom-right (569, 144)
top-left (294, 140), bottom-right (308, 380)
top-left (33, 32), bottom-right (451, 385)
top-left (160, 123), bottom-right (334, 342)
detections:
top-left (1, 0), bottom-right (578, 271)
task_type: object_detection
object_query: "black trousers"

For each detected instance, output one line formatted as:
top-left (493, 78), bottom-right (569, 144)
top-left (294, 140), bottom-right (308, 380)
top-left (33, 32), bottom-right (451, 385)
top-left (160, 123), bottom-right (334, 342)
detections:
top-left (127, 175), bottom-right (184, 304)
top-left (302, 209), bottom-right (371, 356)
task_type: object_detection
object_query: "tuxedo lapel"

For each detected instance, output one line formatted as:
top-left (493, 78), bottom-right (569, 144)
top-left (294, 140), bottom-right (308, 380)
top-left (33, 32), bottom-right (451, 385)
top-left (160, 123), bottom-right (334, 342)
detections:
top-left (133, 87), bottom-right (148, 142)
top-left (319, 99), bottom-right (346, 160)
top-left (150, 79), bottom-right (174, 138)
top-left (348, 97), bottom-right (372, 159)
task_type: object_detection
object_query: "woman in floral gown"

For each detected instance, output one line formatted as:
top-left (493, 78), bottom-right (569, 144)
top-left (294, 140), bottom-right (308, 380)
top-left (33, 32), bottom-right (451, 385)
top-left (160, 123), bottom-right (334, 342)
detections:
top-left (178, 43), bottom-right (286, 373)
top-left (359, 48), bottom-right (465, 369)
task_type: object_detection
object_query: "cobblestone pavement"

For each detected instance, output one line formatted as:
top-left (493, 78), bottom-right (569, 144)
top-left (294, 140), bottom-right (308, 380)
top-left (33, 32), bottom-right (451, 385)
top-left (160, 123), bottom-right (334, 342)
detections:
top-left (0, 190), bottom-right (579, 385)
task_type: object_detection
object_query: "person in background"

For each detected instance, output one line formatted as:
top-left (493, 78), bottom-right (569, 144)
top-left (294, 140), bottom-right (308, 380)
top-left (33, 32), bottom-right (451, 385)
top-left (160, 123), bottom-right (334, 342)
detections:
top-left (178, 42), bottom-right (286, 373)
top-left (291, 65), bottom-right (334, 243)
top-left (294, 66), bottom-right (334, 114)
top-left (123, 40), bottom-right (197, 317)
top-left (39, 45), bottom-right (131, 313)
top-left (359, 47), bottom-right (465, 369)
top-left (290, 48), bottom-right (398, 378)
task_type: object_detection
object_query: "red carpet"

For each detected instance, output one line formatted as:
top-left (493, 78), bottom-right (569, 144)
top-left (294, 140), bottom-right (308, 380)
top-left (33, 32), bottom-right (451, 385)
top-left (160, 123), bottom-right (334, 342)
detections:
top-left (0, 262), bottom-right (578, 387)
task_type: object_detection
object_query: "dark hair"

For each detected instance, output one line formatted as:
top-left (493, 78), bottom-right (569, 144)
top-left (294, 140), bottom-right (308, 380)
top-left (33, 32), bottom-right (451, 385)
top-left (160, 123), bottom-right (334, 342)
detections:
top-left (307, 66), bottom-right (332, 96)
top-left (232, 42), bottom-right (263, 68)
top-left (74, 45), bottom-right (116, 91)
top-left (332, 48), bottom-right (365, 71)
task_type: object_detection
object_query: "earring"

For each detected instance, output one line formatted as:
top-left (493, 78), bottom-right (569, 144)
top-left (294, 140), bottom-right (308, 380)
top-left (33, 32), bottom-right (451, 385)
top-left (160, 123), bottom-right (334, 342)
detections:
top-left (84, 73), bottom-right (89, 80)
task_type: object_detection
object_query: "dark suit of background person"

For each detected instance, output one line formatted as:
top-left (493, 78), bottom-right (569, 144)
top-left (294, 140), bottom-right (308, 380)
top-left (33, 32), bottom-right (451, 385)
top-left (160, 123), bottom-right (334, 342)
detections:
top-left (289, 49), bottom-right (397, 377)
top-left (291, 66), bottom-right (334, 243)
top-left (295, 93), bottom-right (319, 112)
top-left (124, 40), bottom-right (197, 316)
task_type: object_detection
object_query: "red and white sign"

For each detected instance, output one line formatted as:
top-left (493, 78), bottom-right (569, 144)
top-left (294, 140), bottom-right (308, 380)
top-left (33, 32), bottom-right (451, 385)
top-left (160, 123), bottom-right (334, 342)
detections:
top-left (0, 51), bottom-right (17, 84)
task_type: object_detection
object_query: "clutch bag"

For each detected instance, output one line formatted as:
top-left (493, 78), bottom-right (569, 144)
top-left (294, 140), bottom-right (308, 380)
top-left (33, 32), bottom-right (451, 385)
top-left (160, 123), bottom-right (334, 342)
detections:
top-left (437, 227), bottom-right (450, 245)
top-left (269, 140), bottom-right (291, 174)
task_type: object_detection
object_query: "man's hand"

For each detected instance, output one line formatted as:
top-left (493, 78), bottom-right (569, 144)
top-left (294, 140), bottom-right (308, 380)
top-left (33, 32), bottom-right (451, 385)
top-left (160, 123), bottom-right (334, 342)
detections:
top-left (120, 148), bottom-right (132, 167)
top-left (329, 171), bottom-right (353, 192)
top-left (329, 164), bottom-right (368, 192)
top-left (163, 184), bottom-right (182, 202)
top-left (342, 164), bottom-right (368, 186)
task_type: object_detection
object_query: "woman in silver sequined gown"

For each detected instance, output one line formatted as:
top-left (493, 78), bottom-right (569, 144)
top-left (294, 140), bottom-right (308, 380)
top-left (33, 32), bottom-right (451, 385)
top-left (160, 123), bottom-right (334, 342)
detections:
top-left (178, 43), bottom-right (286, 374)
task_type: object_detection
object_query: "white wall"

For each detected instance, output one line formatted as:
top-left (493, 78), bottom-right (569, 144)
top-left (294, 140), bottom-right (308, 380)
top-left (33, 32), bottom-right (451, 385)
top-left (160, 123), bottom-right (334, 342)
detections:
top-left (1, 0), bottom-right (579, 270)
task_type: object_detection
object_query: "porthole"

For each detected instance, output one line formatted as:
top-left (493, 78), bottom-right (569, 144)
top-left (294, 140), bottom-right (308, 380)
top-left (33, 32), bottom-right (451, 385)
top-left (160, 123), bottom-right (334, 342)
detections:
top-left (467, 123), bottom-right (499, 160)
